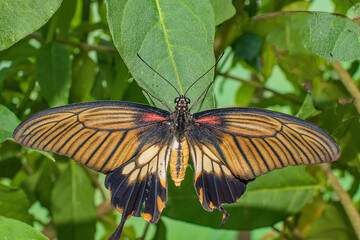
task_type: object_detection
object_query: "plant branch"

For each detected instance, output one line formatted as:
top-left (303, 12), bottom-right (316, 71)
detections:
top-left (271, 225), bottom-right (292, 240)
top-left (252, 11), bottom-right (347, 21)
top-left (139, 222), bottom-right (151, 240)
top-left (28, 32), bottom-right (119, 54)
top-left (283, 220), bottom-right (306, 240)
top-left (81, 165), bottom-right (107, 201)
top-left (96, 199), bottom-right (114, 218)
top-left (318, 61), bottom-right (360, 238)
top-left (330, 61), bottom-right (360, 113)
top-left (319, 163), bottom-right (360, 239)
top-left (18, 75), bottom-right (36, 118)
top-left (236, 231), bottom-right (250, 240)
top-left (214, 0), bottom-right (245, 57)
top-left (218, 73), bottom-right (302, 105)
top-left (57, 38), bottom-right (118, 54)
top-left (96, 200), bottom-right (134, 240)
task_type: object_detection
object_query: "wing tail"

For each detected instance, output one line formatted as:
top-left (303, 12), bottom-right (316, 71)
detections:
top-left (190, 142), bottom-right (249, 225)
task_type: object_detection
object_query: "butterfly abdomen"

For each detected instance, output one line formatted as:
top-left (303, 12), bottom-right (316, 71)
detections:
top-left (170, 137), bottom-right (189, 187)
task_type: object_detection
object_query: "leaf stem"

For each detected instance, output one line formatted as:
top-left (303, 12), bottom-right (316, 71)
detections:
top-left (140, 222), bottom-right (150, 240)
top-left (252, 11), bottom-right (347, 21)
top-left (81, 165), bottom-right (107, 201)
top-left (236, 231), bottom-right (250, 240)
top-left (45, 13), bottom-right (58, 43)
top-left (283, 220), bottom-right (306, 240)
top-left (96, 199), bottom-right (114, 219)
top-left (319, 163), bottom-right (360, 239)
top-left (17, 76), bottom-right (36, 118)
top-left (320, 62), bottom-right (360, 238)
top-left (330, 61), bottom-right (360, 113)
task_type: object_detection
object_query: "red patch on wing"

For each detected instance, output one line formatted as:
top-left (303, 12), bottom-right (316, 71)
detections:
top-left (141, 113), bottom-right (167, 122)
top-left (196, 115), bottom-right (221, 125)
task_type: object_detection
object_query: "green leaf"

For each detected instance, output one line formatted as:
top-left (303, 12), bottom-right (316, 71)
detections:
top-left (0, 104), bottom-right (20, 143)
top-left (70, 52), bottom-right (96, 102)
top-left (152, 218), bottom-right (166, 240)
top-left (211, 0), bottom-right (236, 26)
top-left (303, 12), bottom-right (360, 61)
top-left (347, 3), bottom-right (360, 19)
top-left (36, 42), bottom-right (72, 107)
top-left (249, 11), bottom-right (360, 62)
top-left (92, 44), bottom-right (131, 101)
top-left (0, 184), bottom-right (32, 224)
top-left (162, 216), bottom-right (237, 240)
top-left (52, 161), bottom-right (96, 240)
top-left (0, 216), bottom-right (48, 240)
top-left (0, 0), bottom-right (62, 51)
top-left (235, 84), bottom-right (255, 106)
top-left (164, 166), bottom-right (318, 230)
top-left (0, 41), bottom-right (37, 61)
top-left (296, 94), bottom-right (321, 119)
top-left (334, 0), bottom-right (356, 15)
top-left (105, 0), bottom-right (215, 111)
top-left (261, 44), bottom-right (277, 79)
top-left (233, 34), bottom-right (262, 62)
top-left (307, 203), bottom-right (357, 239)
top-left (56, 0), bottom-right (78, 39)
top-left (281, 1), bottom-right (310, 11)
top-left (0, 157), bottom-right (22, 178)
top-left (277, 54), bottom-right (325, 94)
top-left (25, 160), bottom-right (59, 209)
top-left (249, 12), bottom-right (310, 55)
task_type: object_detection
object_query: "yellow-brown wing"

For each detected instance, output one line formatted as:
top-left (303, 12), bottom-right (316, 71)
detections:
top-left (13, 101), bottom-right (171, 173)
top-left (14, 101), bottom-right (173, 239)
top-left (187, 107), bottom-right (340, 222)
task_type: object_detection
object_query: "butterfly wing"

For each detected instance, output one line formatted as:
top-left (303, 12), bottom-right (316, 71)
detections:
top-left (187, 107), bottom-right (340, 222)
top-left (13, 101), bottom-right (170, 173)
top-left (105, 133), bottom-right (172, 239)
top-left (13, 101), bottom-right (172, 238)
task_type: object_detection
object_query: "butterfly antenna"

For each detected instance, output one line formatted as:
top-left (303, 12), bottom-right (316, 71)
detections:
top-left (137, 54), bottom-right (181, 96)
top-left (141, 87), bottom-right (172, 112)
top-left (188, 52), bottom-right (224, 112)
top-left (184, 52), bottom-right (224, 96)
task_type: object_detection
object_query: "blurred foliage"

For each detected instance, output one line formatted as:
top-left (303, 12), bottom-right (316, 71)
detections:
top-left (0, 0), bottom-right (360, 240)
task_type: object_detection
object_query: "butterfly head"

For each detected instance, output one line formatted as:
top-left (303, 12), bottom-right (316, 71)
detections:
top-left (175, 96), bottom-right (190, 112)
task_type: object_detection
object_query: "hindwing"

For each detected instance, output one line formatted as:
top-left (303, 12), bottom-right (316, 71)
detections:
top-left (105, 133), bottom-right (172, 239)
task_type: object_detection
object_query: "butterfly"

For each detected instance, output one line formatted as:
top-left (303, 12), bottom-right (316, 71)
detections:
top-left (13, 54), bottom-right (340, 240)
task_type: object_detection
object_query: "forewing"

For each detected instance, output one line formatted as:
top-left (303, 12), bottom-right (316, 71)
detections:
top-left (13, 101), bottom-right (170, 173)
top-left (191, 107), bottom-right (340, 180)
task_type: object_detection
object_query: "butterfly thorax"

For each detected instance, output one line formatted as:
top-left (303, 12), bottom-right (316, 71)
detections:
top-left (169, 96), bottom-right (192, 186)
top-left (171, 96), bottom-right (192, 136)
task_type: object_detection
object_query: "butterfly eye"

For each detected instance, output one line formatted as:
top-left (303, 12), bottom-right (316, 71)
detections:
top-left (186, 98), bottom-right (190, 104)
top-left (174, 97), bottom-right (180, 103)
